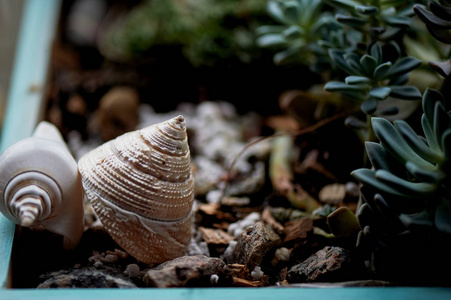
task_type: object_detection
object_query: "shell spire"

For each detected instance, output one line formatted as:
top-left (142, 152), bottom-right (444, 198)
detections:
top-left (78, 115), bottom-right (194, 264)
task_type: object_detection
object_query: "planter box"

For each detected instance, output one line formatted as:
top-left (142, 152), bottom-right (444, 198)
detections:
top-left (1, 1), bottom-right (451, 299)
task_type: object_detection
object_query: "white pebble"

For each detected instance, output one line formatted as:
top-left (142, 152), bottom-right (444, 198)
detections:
top-left (124, 264), bottom-right (140, 278)
top-left (210, 274), bottom-right (219, 285)
top-left (251, 266), bottom-right (264, 280)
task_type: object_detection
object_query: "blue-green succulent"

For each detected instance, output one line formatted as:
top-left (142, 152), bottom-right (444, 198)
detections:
top-left (352, 88), bottom-right (451, 280)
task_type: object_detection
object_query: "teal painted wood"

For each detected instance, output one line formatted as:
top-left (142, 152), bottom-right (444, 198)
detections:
top-left (0, 287), bottom-right (451, 300)
top-left (0, 0), bottom-right (62, 289)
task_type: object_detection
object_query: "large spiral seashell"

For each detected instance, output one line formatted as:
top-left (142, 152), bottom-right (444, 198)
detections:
top-left (78, 115), bottom-right (194, 264)
top-left (0, 121), bottom-right (84, 250)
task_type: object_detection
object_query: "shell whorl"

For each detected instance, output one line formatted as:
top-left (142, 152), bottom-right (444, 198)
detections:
top-left (78, 115), bottom-right (194, 264)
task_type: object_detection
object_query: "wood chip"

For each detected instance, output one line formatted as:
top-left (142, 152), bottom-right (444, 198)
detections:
top-left (283, 217), bottom-right (313, 245)
top-left (232, 277), bottom-right (261, 287)
top-left (262, 208), bottom-right (284, 235)
top-left (199, 227), bottom-right (234, 245)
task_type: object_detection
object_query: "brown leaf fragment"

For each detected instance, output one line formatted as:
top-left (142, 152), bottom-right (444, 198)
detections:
top-left (283, 217), bottom-right (314, 245)
top-left (262, 208), bottom-right (285, 235)
top-left (199, 227), bottom-right (234, 245)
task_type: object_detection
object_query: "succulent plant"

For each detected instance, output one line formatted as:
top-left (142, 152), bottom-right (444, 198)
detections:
top-left (325, 0), bottom-right (417, 41)
top-left (351, 88), bottom-right (451, 280)
top-left (256, 0), bottom-right (356, 69)
top-left (414, 0), bottom-right (451, 76)
top-left (325, 42), bottom-right (422, 115)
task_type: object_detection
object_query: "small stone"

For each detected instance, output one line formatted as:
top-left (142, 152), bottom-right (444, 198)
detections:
top-left (101, 254), bottom-right (118, 263)
top-left (287, 246), bottom-right (352, 283)
top-left (93, 261), bottom-right (103, 269)
top-left (227, 221), bottom-right (281, 269)
top-left (143, 255), bottom-right (227, 287)
top-left (251, 266), bottom-right (264, 280)
top-left (37, 267), bottom-right (137, 288)
top-left (124, 264), bottom-right (140, 278)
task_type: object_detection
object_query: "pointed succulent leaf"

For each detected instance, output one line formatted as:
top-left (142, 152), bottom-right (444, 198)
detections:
top-left (345, 116), bottom-right (367, 130)
top-left (383, 56), bottom-right (422, 79)
top-left (370, 42), bottom-right (383, 65)
top-left (324, 81), bottom-right (365, 92)
top-left (274, 46), bottom-right (302, 65)
top-left (422, 89), bottom-right (445, 126)
top-left (355, 5), bottom-right (379, 15)
top-left (361, 98), bottom-right (378, 115)
top-left (422, 114), bottom-right (441, 153)
top-left (382, 15), bottom-right (411, 28)
top-left (284, 2), bottom-right (301, 24)
top-left (426, 25), bottom-right (451, 44)
top-left (370, 86), bottom-right (391, 100)
top-left (394, 120), bottom-right (442, 163)
top-left (429, 59), bottom-right (451, 77)
top-left (388, 72), bottom-right (409, 86)
top-left (441, 128), bottom-right (451, 162)
top-left (329, 49), bottom-right (358, 74)
top-left (360, 55), bottom-right (378, 76)
top-left (336, 13), bottom-right (367, 27)
top-left (414, 4), bottom-right (451, 29)
top-left (372, 117), bottom-right (435, 169)
top-left (345, 75), bottom-right (371, 85)
top-left (366, 142), bottom-right (395, 171)
top-left (429, 1), bottom-right (451, 19)
top-left (255, 25), bottom-right (286, 36)
top-left (434, 101), bottom-right (451, 149)
top-left (373, 61), bottom-right (392, 79)
top-left (282, 26), bottom-right (304, 39)
top-left (267, 1), bottom-right (286, 24)
top-left (323, 0), bottom-right (358, 11)
top-left (352, 168), bottom-right (408, 197)
top-left (345, 52), bottom-right (364, 75)
top-left (399, 211), bottom-right (434, 229)
top-left (405, 161), bottom-right (445, 182)
top-left (256, 34), bottom-right (287, 48)
top-left (375, 169), bottom-right (437, 197)
top-left (389, 86), bottom-right (422, 100)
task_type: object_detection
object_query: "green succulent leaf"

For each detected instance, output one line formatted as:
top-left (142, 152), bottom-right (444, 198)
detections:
top-left (355, 5), bottom-right (379, 15)
top-left (352, 168), bottom-right (403, 196)
top-left (360, 55), bottom-right (378, 76)
top-left (345, 75), bottom-right (371, 85)
top-left (370, 42), bottom-right (383, 65)
top-left (267, 1), bottom-right (286, 24)
top-left (324, 0), bottom-right (358, 11)
top-left (388, 73), bottom-right (409, 86)
top-left (383, 56), bottom-right (422, 79)
top-left (375, 169), bottom-right (437, 197)
top-left (282, 26), bottom-right (304, 39)
top-left (394, 120), bottom-right (442, 163)
top-left (429, 1), bottom-right (451, 20)
top-left (361, 98), bottom-right (378, 114)
top-left (256, 34), bottom-right (287, 48)
top-left (405, 161), bottom-right (445, 183)
top-left (336, 13), bottom-right (367, 27)
top-left (426, 25), bottom-right (451, 44)
top-left (434, 101), bottom-right (451, 149)
top-left (329, 49), bottom-right (359, 74)
top-left (373, 61), bottom-right (392, 79)
top-left (284, 2), bottom-right (301, 24)
top-left (441, 128), bottom-right (451, 164)
top-left (273, 46), bottom-right (302, 65)
top-left (414, 4), bottom-right (451, 29)
top-left (369, 86), bottom-right (391, 100)
top-left (422, 89), bottom-right (445, 126)
top-left (372, 117), bottom-right (435, 170)
top-left (255, 25), bottom-right (286, 36)
top-left (389, 86), bottom-right (422, 100)
top-left (345, 52), bottom-right (364, 75)
top-left (365, 142), bottom-right (397, 171)
top-left (382, 15), bottom-right (411, 28)
top-left (422, 114), bottom-right (441, 153)
top-left (324, 81), bottom-right (366, 92)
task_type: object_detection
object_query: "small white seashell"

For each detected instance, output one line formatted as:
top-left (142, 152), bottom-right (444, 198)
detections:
top-left (0, 121), bottom-right (84, 249)
top-left (78, 115), bottom-right (194, 264)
